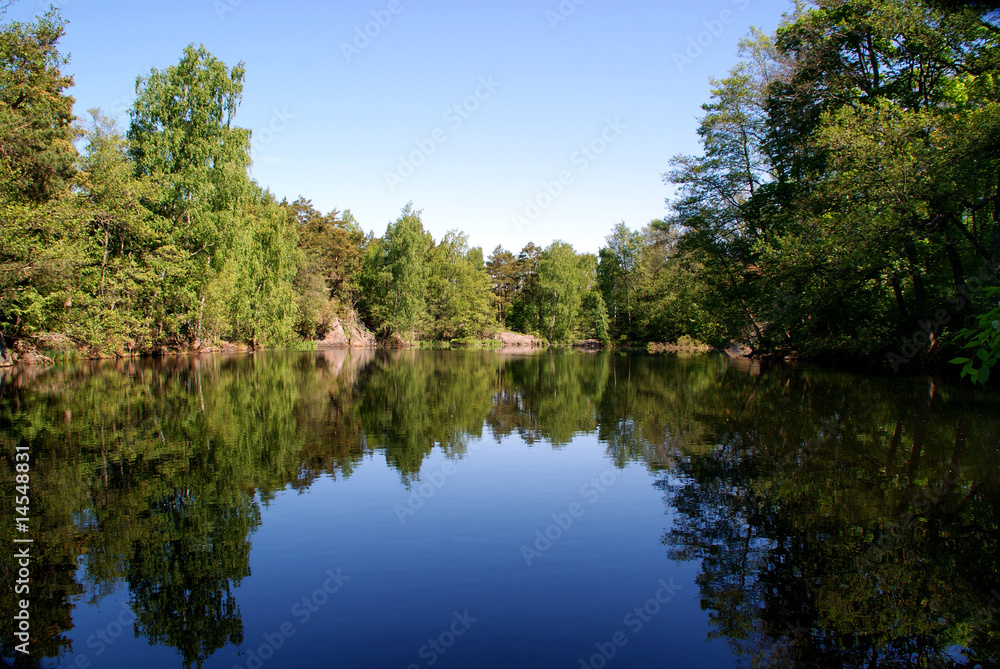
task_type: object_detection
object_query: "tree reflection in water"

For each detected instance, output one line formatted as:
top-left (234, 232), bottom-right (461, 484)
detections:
top-left (1, 351), bottom-right (997, 667)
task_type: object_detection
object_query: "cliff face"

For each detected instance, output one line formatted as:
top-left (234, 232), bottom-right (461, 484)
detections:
top-left (316, 315), bottom-right (377, 349)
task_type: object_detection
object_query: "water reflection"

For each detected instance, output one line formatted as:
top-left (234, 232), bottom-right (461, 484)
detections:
top-left (1, 351), bottom-right (997, 667)
top-left (657, 373), bottom-right (1000, 667)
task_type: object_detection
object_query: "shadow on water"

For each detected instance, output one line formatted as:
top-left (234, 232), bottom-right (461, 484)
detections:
top-left (1, 350), bottom-right (997, 667)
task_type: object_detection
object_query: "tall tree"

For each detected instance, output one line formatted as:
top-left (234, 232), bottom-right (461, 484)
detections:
top-left (598, 222), bottom-right (643, 341)
top-left (73, 110), bottom-right (159, 353)
top-left (486, 245), bottom-right (519, 326)
top-left (507, 242), bottom-right (543, 334)
top-left (128, 44), bottom-right (254, 344)
top-left (0, 9), bottom-right (82, 345)
top-left (0, 9), bottom-right (76, 203)
top-left (357, 203), bottom-right (432, 340)
top-left (426, 231), bottom-right (495, 340)
top-left (665, 63), bottom-right (775, 349)
top-left (665, 0), bottom-right (1000, 365)
top-left (286, 197), bottom-right (366, 338)
top-left (536, 241), bottom-right (590, 343)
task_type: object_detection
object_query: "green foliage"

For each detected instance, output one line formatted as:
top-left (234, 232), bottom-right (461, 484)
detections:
top-left (535, 241), bottom-right (593, 343)
top-left (0, 9), bottom-right (82, 343)
top-left (660, 0), bottom-right (1000, 372)
top-left (127, 44), bottom-right (257, 344)
top-left (1, 24), bottom-right (307, 355)
top-left (0, 9), bottom-right (77, 203)
top-left (950, 287), bottom-right (1000, 384)
top-left (128, 44), bottom-right (251, 222)
top-left (357, 203), bottom-right (432, 340)
top-left (4, 0), bottom-right (998, 374)
top-left (286, 197), bottom-right (366, 338)
top-left (207, 192), bottom-right (300, 346)
top-left (486, 245), bottom-right (519, 325)
top-left (598, 222), bottom-right (643, 341)
top-left (426, 231), bottom-right (495, 340)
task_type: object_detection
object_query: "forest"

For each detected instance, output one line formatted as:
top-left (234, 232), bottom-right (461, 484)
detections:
top-left (1, 0), bottom-right (999, 380)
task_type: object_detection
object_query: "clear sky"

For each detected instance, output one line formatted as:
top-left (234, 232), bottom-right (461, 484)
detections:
top-left (9, 0), bottom-right (791, 254)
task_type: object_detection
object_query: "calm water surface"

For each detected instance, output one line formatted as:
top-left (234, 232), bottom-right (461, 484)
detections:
top-left (1, 350), bottom-right (998, 668)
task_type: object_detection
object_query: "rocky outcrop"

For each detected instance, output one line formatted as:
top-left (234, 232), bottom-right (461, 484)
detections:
top-left (11, 340), bottom-right (53, 366)
top-left (317, 316), bottom-right (377, 349)
top-left (648, 340), bottom-right (713, 354)
top-left (574, 339), bottom-right (605, 350)
top-left (316, 322), bottom-right (349, 349)
top-left (723, 342), bottom-right (753, 357)
top-left (495, 332), bottom-right (545, 348)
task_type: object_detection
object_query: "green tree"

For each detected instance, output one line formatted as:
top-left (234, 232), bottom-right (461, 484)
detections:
top-left (507, 242), bottom-right (543, 335)
top-left (70, 110), bottom-right (161, 353)
top-left (536, 241), bottom-right (590, 343)
top-left (760, 0), bottom-right (1000, 361)
top-left (206, 192), bottom-right (300, 346)
top-left (665, 0), bottom-right (1000, 366)
top-left (0, 9), bottom-right (76, 203)
top-left (665, 64), bottom-right (773, 350)
top-left (128, 44), bottom-right (254, 344)
top-left (0, 9), bottom-right (82, 345)
top-left (287, 197), bottom-right (366, 331)
top-left (597, 222), bottom-right (643, 341)
top-left (357, 203), bottom-right (432, 341)
top-left (486, 245), bottom-right (519, 326)
top-left (426, 231), bottom-right (495, 340)
top-left (633, 219), bottom-right (722, 345)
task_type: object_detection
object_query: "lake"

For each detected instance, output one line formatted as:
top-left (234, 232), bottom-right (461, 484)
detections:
top-left (2, 350), bottom-right (998, 668)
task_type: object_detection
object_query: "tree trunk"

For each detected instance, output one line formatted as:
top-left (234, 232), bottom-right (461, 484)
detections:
top-left (944, 234), bottom-right (966, 296)
top-left (891, 274), bottom-right (909, 321)
top-left (904, 239), bottom-right (932, 348)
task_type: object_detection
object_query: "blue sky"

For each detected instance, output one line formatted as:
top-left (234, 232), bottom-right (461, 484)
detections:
top-left (10, 0), bottom-right (790, 254)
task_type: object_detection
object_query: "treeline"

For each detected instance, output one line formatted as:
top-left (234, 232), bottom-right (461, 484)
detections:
top-left (0, 8), bottom-right (658, 356)
top-left (662, 0), bottom-right (1000, 376)
top-left (2, 1), bottom-right (1000, 374)
top-left (1, 13), bottom-right (300, 356)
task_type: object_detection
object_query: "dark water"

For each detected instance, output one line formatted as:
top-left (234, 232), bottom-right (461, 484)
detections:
top-left (1, 350), bottom-right (998, 669)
